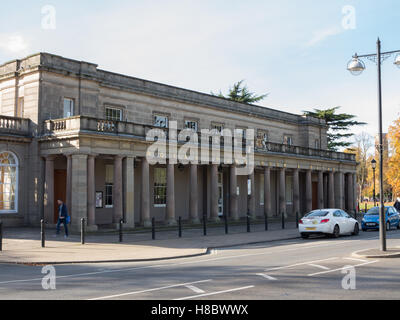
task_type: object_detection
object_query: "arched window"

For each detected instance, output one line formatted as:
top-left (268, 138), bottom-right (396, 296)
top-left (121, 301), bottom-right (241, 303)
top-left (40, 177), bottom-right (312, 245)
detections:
top-left (0, 152), bottom-right (18, 213)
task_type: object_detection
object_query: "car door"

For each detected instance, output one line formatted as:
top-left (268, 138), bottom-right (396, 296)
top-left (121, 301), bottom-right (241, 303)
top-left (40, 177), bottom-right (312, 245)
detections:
top-left (340, 211), bottom-right (353, 233)
top-left (332, 210), bottom-right (345, 234)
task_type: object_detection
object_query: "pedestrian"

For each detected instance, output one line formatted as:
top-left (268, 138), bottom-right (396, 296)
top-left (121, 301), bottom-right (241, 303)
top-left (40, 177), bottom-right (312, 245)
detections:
top-left (394, 197), bottom-right (400, 213)
top-left (56, 199), bottom-right (69, 238)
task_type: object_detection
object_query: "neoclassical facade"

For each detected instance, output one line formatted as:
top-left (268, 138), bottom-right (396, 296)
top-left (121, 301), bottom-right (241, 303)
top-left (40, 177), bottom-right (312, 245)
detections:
top-left (0, 53), bottom-right (357, 231)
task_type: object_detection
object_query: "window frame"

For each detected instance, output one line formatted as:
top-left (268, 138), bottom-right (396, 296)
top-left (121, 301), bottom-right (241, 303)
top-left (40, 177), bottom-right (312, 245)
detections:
top-left (153, 167), bottom-right (167, 207)
top-left (63, 98), bottom-right (74, 118)
top-left (105, 106), bottom-right (123, 122)
top-left (154, 114), bottom-right (169, 128)
top-left (0, 151), bottom-right (19, 214)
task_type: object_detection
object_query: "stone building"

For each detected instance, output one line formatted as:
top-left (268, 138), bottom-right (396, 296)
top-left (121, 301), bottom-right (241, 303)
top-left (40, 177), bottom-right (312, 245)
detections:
top-left (0, 53), bottom-right (357, 231)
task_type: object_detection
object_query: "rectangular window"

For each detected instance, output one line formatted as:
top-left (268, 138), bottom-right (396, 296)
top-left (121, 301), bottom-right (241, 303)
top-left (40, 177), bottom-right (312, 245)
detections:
top-left (185, 120), bottom-right (198, 131)
top-left (105, 107), bottom-right (122, 121)
top-left (285, 175), bottom-right (293, 205)
top-left (284, 135), bottom-right (293, 146)
top-left (63, 98), bottom-right (74, 118)
top-left (154, 167), bottom-right (167, 207)
top-left (211, 123), bottom-right (224, 133)
top-left (154, 115), bottom-right (168, 128)
top-left (105, 165), bottom-right (114, 208)
top-left (260, 173), bottom-right (264, 205)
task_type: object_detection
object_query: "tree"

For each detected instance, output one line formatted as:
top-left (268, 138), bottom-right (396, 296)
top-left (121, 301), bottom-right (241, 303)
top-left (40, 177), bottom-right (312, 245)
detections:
top-left (387, 117), bottom-right (400, 198)
top-left (212, 80), bottom-right (268, 104)
top-left (302, 106), bottom-right (366, 151)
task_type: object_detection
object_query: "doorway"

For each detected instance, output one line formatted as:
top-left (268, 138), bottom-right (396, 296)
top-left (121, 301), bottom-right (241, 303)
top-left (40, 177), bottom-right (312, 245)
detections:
top-left (312, 181), bottom-right (318, 210)
top-left (54, 169), bottom-right (67, 223)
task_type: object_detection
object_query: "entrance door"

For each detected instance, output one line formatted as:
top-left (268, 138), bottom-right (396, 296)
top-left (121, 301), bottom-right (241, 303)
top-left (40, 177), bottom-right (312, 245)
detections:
top-left (54, 169), bottom-right (67, 223)
top-left (312, 182), bottom-right (318, 210)
top-left (218, 172), bottom-right (223, 216)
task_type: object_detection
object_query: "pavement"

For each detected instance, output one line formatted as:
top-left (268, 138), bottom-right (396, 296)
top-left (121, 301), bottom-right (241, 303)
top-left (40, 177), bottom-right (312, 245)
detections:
top-left (0, 221), bottom-right (300, 264)
top-left (353, 247), bottom-right (400, 258)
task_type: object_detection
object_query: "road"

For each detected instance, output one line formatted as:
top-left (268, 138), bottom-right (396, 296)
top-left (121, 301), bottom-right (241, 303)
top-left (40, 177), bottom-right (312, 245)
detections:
top-left (0, 229), bottom-right (399, 300)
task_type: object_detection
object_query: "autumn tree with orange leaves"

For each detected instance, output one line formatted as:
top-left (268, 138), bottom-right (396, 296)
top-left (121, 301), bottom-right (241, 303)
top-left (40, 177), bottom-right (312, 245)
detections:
top-left (387, 117), bottom-right (400, 198)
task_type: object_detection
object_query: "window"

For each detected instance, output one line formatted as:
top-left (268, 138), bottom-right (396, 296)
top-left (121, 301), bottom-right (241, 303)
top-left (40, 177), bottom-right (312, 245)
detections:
top-left (105, 165), bottom-right (113, 208)
top-left (154, 168), bottom-right (167, 207)
top-left (63, 98), bottom-right (74, 118)
top-left (285, 175), bottom-right (293, 205)
top-left (211, 123), bottom-right (224, 133)
top-left (283, 135), bottom-right (293, 146)
top-left (185, 120), bottom-right (198, 131)
top-left (105, 107), bottom-right (122, 121)
top-left (260, 173), bottom-right (264, 205)
top-left (154, 115), bottom-right (168, 128)
top-left (0, 152), bottom-right (18, 213)
top-left (257, 130), bottom-right (268, 148)
top-left (315, 139), bottom-right (320, 149)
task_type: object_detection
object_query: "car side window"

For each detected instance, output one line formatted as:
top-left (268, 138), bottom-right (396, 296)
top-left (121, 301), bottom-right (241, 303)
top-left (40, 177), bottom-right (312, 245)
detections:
top-left (341, 211), bottom-right (349, 218)
top-left (333, 211), bottom-right (341, 217)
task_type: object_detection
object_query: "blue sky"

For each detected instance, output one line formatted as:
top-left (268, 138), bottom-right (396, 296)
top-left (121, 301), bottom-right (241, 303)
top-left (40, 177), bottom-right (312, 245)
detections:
top-left (1, 0), bottom-right (399, 146)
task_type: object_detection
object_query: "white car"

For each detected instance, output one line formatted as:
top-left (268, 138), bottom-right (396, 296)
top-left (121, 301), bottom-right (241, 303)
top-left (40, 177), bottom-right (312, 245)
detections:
top-left (299, 209), bottom-right (359, 239)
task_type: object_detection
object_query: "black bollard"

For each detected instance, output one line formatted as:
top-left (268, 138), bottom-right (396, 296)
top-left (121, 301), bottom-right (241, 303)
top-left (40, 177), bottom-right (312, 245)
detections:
top-left (281, 212), bottom-right (285, 229)
top-left (296, 211), bottom-right (299, 229)
top-left (81, 218), bottom-right (85, 245)
top-left (41, 219), bottom-right (45, 248)
top-left (364, 202), bottom-right (367, 213)
top-left (224, 214), bottom-right (228, 234)
top-left (0, 221), bottom-right (2, 251)
top-left (264, 214), bottom-right (268, 231)
top-left (247, 214), bottom-right (250, 233)
top-left (151, 217), bottom-right (155, 240)
top-left (119, 219), bottom-right (123, 242)
top-left (178, 216), bottom-right (182, 238)
top-left (203, 214), bottom-right (207, 236)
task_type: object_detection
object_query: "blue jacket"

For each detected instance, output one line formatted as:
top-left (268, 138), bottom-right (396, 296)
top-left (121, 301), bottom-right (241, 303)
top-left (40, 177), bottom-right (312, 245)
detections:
top-left (59, 204), bottom-right (69, 219)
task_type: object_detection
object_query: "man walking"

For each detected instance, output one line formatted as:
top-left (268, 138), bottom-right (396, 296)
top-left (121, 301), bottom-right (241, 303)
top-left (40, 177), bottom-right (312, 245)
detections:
top-left (56, 199), bottom-right (69, 238)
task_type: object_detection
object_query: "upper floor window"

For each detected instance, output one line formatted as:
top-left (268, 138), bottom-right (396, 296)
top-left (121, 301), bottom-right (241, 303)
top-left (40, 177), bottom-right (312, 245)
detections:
top-left (283, 135), bottom-right (293, 146)
top-left (154, 115), bottom-right (168, 128)
top-left (211, 122), bottom-right (224, 133)
top-left (63, 98), bottom-right (74, 118)
top-left (185, 120), bottom-right (198, 132)
top-left (315, 139), bottom-right (320, 149)
top-left (257, 130), bottom-right (268, 148)
top-left (0, 152), bottom-right (18, 213)
top-left (105, 107), bottom-right (122, 121)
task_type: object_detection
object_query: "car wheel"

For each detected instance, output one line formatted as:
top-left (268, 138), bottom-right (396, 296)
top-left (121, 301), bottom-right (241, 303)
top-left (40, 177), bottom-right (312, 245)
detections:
top-left (332, 225), bottom-right (340, 238)
top-left (301, 233), bottom-right (309, 239)
top-left (352, 223), bottom-right (359, 236)
top-left (386, 222), bottom-right (390, 231)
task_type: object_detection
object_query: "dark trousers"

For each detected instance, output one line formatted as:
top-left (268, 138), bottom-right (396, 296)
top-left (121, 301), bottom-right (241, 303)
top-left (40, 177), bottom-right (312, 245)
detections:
top-left (56, 218), bottom-right (69, 236)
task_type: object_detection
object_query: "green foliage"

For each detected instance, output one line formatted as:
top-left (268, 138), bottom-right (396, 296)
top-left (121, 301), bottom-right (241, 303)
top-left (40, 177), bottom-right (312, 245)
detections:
top-left (212, 80), bottom-right (268, 104)
top-left (303, 106), bottom-right (366, 151)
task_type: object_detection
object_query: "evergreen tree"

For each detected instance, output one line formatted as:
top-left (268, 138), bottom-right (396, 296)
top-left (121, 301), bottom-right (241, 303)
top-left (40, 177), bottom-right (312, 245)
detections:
top-left (212, 80), bottom-right (268, 104)
top-left (303, 106), bottom-right (366, 151)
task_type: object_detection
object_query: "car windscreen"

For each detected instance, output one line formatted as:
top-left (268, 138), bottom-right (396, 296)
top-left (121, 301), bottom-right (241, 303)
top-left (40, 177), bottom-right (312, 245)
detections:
top-left (304, 210), bottom-right (329, 217)
top-left (365, 207), bottom-right (388, 215)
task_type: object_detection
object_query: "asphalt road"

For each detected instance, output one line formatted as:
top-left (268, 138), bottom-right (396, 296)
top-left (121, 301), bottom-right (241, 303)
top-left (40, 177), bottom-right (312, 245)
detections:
top-left (0, 229), bottom-right (399, 300)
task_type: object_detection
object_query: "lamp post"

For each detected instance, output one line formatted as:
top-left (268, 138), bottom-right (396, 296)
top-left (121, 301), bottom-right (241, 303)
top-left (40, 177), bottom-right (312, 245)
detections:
top-left (347, 39), bottom-right (400, 252)
top-left (371, 159), bottom-right (377, 207)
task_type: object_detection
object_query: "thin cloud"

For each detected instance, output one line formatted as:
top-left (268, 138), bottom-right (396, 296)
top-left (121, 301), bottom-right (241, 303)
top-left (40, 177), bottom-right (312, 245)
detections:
top-left (306, 26), bottom-right (343, 47)
top-left (0, 33), bottom-right (29, 54)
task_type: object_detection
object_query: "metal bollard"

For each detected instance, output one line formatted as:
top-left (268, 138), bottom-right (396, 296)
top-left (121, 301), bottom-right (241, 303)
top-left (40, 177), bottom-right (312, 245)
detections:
top-left (224, 214), bottom-right (228, 234)
top-left (41, 219), bottom-right (45, 248)
top-left (203, 214), bottom-right (207, 236)
top-left (246, 214), bottom-right (250, 233)
top-left (296, 211), bottom-right (299, 229)
top-left (264, 214), bottom-right (268, 231)
top-left (81, 218), bottom-right (85, 245)
top-left (178, 216), bottom-right (182, 238)
top-left (119, 219), bottom-right (123, 242)
top-left (365, 202), bottom-right (367, 213)
top-left (282, 212), bottom-right (285, 229)
top-left (151, 217), bottom-right (155, 240)
top-left (0, 221), bottom-right (2, 251)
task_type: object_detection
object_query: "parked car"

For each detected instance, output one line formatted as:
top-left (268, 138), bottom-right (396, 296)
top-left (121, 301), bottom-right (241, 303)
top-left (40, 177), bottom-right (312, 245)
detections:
top-left (299, 209), bottom-right (359, 239)
top-left (361, 206), bottom-right (400, 231)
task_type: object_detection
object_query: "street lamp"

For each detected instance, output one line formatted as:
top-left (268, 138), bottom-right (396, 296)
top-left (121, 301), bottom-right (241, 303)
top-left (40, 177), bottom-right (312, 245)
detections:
top-left (348, 38), bottom-right (400, 252)
top-left (371, 159), bottom-right (377, 207)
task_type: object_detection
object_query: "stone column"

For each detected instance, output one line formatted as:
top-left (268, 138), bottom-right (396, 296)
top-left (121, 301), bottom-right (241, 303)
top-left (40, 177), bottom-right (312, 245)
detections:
top-left (335, 171), bottom-right (344, 210)
top-left (210, 164), bottom-right (219, 222)
top-left (189, 163), bottom-right (199, 223)
top-left (70, 154), bottom-right (88, 230)
top-left (318, 170), bottom-right (324, 209)
top-left (66, 155), bottom-right (72, 212)
top-left (166, 161), bottom-right (176, 225)
top-left (141, 157), bottom-right (151, 227)
top-left (87, 154), bottom-right (96, 228)
top-left (306, 169), bottom-right (312, 213)
top-left (113, 155), bottom-right (123, 224)
top-left (279, 167), bottom-right (286, 217)
top-left (293, 168), bottom-right (300, 217)
top-left (264, 166), bottom-right (271, 218)
top-left (347, 173), bottom-right (354, 213)
top-left (329, 171), bottom-right (335, 208)
top-left (323, 173), bottom-right (328, 208)
top-left (44, 155), bottom-right (55, 223)
top-left (124, 156), bottom-right (135, 228)
top-left (353, 173), bottom-right (358, 213)
top-left (229, 164), bottom-right (239, 221)
top-left (248, 170), bottom-right (256, 218)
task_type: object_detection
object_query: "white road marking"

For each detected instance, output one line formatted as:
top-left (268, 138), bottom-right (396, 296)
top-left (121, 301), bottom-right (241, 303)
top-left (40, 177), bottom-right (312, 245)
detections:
top-left (88, 279), bottom-right (212, 300)
top-left (256, 273), bottom-right (277, 281)
top-left (308, 260), bottom-right (379, 277)
top-left (185, 285), bottom-right (205, 293)
top-left (308, 264), bottom-right (330, 270)
top-left (343, 257), bottom-right (368, 263)
top-left (174, 285), bottom-right (254, 300)
top-left (265, 257), bottom-right (338, 272)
